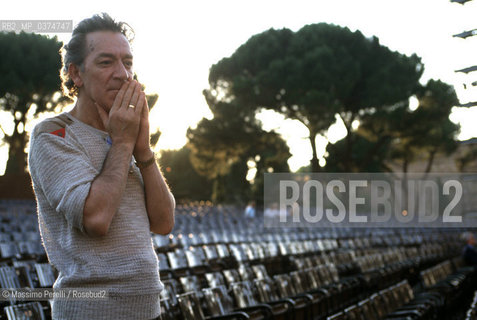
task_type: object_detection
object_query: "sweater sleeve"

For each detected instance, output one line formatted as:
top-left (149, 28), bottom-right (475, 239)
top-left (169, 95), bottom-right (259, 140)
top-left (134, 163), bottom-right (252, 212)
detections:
top-left (29, 131), bottom-right (98, 233)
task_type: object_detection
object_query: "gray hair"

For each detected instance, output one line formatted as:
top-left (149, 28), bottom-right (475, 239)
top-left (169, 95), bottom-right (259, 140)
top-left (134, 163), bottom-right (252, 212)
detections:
top-left (60, 12), bottom-right (134, 98)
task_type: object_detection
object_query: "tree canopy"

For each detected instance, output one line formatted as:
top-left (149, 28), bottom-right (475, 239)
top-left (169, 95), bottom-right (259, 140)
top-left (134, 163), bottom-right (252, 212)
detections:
top-left (326, 79), bottom-right (460, 173)
top-left (159, 146), bottom-right (213, 202)
top-left (206, 23), bottom-right (424, 171)
top-left (0, 32), bottom-right (68, 175)
top-left (387, 79), bottom-right (460, 173)
top-left (187, 90), bottom-right (290, 203)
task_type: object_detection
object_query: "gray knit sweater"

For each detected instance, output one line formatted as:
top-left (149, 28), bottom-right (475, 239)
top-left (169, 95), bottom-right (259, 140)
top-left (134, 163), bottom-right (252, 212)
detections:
top-left (28, 112), bottom-right (163, 320)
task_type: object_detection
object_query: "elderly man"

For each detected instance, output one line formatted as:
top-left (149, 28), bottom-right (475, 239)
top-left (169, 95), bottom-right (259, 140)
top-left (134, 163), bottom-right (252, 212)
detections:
top-left (28, 13), bottom-right (175, 320)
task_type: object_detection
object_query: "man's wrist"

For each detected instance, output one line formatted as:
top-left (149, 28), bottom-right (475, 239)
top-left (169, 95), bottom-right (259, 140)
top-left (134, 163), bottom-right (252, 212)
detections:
top-left (134, 150), bottom-right (156, 169)
top-left (110, 140), bottom-right (135, 156)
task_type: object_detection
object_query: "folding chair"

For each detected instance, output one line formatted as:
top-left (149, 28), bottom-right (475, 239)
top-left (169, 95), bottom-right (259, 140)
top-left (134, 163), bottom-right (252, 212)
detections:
top-left (4, 302), bottom-right (46, 320)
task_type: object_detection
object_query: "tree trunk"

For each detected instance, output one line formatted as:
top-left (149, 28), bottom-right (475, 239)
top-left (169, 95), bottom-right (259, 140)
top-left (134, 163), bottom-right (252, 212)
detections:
top-left (308, 133), bottom-right (320, 172)
top-left (339, 112), bottom-right (354, 172)
top-left (5, 142), bottom-right (27, 175)
top-left (212, 175), bottom-right (226, 203)
top-left (424, 147), bottom-right (437, 174)
top-left (4, 118), bottom-right (28, 176)
top-left (402, 156), bottom-right (408, 174)
top-left (401, 156), bottom-right (416, 215)
top-left (359, 135), bottom-right (390, 171)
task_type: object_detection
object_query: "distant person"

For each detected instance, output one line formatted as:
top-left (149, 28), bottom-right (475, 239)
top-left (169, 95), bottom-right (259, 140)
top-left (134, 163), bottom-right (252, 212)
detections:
top-left (28, 13), bottom-right (175, 320)
top-left (264, 202), bottom-right (292, 219)
top-left (462, 232), bottom-right (477, 267)
top-left (244, 201), bottom-right (256, 219)
top-left (264, 202), bottom-right (280, 219)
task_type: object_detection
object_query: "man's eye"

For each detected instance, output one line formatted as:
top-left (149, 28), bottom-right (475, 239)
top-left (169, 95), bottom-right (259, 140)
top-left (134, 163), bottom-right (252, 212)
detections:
top-left (124, 61), bottom-right (133, 68)
top-left (99, 61), bottom-right (111, 65)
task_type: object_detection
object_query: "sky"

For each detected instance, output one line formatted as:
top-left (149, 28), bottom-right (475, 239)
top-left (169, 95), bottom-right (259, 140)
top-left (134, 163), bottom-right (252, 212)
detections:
top-left (1, 0), bottom-right (476, 174)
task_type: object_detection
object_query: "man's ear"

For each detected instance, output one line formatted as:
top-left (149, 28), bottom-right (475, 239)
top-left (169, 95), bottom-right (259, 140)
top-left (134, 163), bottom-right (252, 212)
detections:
top-left (69, 63), bottom-right (84, 88)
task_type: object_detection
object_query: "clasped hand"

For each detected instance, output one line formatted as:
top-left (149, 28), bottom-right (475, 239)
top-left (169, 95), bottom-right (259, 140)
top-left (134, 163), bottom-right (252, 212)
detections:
top-left (95, 80), bottom-right (151, 159)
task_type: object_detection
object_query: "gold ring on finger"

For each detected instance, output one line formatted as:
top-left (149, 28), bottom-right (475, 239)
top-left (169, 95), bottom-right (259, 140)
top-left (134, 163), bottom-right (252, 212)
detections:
top-left (128, 104), bottom-right (136, 109)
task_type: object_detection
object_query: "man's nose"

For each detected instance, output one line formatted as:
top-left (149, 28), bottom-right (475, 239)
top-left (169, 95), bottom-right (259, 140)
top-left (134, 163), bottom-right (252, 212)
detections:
top-left (113, 61), bottom-right (131, 81)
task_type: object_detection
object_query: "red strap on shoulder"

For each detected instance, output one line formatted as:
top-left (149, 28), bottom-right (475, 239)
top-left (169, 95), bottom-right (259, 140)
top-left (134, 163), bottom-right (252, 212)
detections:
top-left (50, 128), bottom-right (66, 138)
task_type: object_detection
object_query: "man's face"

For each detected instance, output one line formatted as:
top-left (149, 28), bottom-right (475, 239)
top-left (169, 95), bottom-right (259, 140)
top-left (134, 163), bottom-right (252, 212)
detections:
top-left (78, 31), bottom-right (133, 111)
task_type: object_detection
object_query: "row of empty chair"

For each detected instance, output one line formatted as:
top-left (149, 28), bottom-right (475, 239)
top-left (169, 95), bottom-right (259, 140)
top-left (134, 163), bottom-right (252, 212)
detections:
top-left (154, 236), bottom-right (466, 319)
top-left (0, 200), bottom-right (474, 319)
